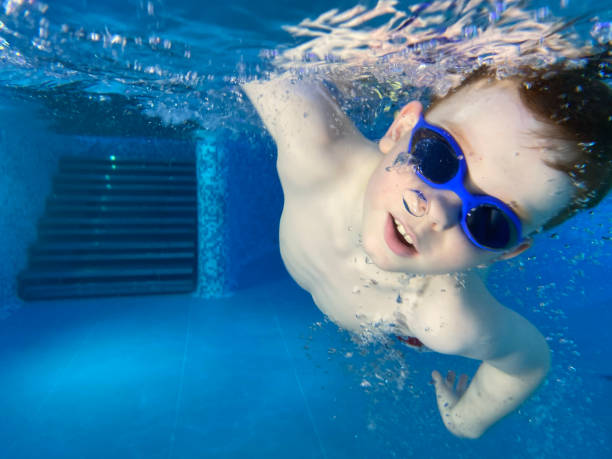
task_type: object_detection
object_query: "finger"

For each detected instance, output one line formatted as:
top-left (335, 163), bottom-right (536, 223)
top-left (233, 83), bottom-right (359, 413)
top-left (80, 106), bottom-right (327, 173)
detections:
top-left (431, 371), bottom-right (457, 412)
top-left (446, 370), bottom-right (456, 387)
top-left (432, 371), bottom-right (448, 392)
top-left (457, 374), bottom-right (469, 395)
top-left (431, 371), bottom-right (448, 398)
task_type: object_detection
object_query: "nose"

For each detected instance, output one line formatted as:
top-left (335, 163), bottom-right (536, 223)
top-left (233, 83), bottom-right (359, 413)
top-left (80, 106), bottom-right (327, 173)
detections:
top-left (425, 190), bottom-right (462, 231)
top-left (402, 189), bottom-right (429, 217)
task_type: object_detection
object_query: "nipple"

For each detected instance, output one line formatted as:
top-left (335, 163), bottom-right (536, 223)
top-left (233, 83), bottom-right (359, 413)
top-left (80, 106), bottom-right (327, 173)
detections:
top-left (403, 189), bottom-right (429, 217)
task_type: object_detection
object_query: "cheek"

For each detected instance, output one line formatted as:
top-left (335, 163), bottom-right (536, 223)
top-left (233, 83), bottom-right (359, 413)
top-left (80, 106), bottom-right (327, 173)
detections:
top-left (367, 160), bottom-right (411, 200)
top-left (362, 176), bottom-right (387, 246)
top-left (362, 172), bottom-right (392, 256)
top-left (432, 230), bottom-right (496, 271)
top-left (364, 168), bottom-right (391, 209)
top-left (452, 246), bottom-right (498, 271)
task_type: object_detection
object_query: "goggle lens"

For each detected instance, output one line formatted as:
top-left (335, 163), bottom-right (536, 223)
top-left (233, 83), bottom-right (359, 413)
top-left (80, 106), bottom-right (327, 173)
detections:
top-left (411, 129), bottom-right (459, 184)
top-left (466, 204), bottom-right (514, 249)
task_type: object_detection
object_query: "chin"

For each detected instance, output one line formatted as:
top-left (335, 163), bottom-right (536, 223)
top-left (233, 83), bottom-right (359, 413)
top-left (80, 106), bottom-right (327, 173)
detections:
top-left (371, 254), bottom-right (400, 272)
top-left (362, 240), bottom-right (410, 273)
top-left (363, 240), bottom-right (476, 275)
top-left (362, 233), bottom-right (392, 270)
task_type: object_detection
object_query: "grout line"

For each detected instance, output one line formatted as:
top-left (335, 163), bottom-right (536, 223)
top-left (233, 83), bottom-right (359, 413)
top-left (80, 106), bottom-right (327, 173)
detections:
top-left (274, 315), bottom-right (327, 459)
top-left (168, 301), bottom-right (193, 459)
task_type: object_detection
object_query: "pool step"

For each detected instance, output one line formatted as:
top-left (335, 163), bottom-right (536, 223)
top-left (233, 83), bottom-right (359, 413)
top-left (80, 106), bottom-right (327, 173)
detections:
top-left (20, 279), bottom-right (196, 300)
top-left (28, 240), bottom-right (196, 252)
top-left (57, 157), bottom-right (196, 174)
top-left (45, 203), bottom-right (195, 219)
top-left (53, 169), bottom-right (195, 186)
top-left (48, 195), bottom-right (196, 206)
top-left (52, 181), bottom-right (196, 193)
top-left (28, 250), bottom-right (195, 265)
top-left (38, 216), bottom-right (196, 227)
top-left (18, 156), bottom-right (198, 300)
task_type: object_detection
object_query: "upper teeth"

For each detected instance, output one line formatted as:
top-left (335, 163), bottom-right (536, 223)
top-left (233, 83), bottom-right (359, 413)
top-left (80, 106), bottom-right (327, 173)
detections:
top-left (393, 218), bottom-right (415, 245)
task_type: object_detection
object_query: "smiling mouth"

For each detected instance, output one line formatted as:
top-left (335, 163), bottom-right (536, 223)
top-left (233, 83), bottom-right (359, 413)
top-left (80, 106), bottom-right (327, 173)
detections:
top-left (384, 214), bottom-right (418, 257)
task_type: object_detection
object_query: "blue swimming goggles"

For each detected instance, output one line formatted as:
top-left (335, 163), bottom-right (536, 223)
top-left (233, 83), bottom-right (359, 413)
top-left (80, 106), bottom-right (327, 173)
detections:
top-left (397, 113), bottom-right (524, 251)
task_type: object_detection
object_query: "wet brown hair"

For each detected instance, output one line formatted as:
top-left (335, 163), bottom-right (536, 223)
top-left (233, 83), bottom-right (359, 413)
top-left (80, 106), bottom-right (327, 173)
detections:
top-left (518, 63), bottom-right (612, 229)
top-left (430, 61), bottom-right (612, 230)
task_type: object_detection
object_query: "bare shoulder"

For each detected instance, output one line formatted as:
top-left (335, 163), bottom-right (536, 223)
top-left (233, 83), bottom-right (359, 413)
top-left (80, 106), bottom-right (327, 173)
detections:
top-left (409, 272), bottom-right (508, 358)
top-left (243, 76), bottom-right (374, 188)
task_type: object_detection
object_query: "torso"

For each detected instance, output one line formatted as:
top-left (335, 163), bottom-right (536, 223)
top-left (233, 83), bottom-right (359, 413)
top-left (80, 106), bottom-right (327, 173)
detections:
top-left (243, 78), bottom-right (488, 356)
top-left (277, 148), bottom-right (434, 338)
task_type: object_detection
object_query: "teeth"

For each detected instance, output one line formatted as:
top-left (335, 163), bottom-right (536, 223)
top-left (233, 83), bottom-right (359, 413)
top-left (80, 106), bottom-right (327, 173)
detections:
top-left (393, 218), bottom-right (414, 245)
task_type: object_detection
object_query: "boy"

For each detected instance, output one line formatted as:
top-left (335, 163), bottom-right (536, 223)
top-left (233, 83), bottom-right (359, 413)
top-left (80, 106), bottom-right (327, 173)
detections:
top-left (242, 64), bottom-right (612, 438)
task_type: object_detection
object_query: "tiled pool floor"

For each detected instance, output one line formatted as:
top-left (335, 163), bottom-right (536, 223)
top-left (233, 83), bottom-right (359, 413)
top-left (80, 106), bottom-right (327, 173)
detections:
top-left (0, 275), bottom-right (609, 458)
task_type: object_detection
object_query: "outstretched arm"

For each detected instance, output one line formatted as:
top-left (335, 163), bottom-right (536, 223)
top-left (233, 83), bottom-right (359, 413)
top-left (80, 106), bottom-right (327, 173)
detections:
top-left (242, 76), bottom-right (370, 187)
top-left (431, 308), bottom-right (550, 439)
top-left (243, 77), bottom-right (361, 147)
top-left (413, 274), bottom-right (550, 439)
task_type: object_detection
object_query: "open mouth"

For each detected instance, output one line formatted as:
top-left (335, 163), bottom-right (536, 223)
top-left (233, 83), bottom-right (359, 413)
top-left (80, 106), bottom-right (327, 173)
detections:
top-left (384, 214), bottom-right (418, 257)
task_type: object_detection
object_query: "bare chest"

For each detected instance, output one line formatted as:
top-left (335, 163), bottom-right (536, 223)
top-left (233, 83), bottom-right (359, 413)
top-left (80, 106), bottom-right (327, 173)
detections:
top-left (278, 191), bottom-right (431, 335)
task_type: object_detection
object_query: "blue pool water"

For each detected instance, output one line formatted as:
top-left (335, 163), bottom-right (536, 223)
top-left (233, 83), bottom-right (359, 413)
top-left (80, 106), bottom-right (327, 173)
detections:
top-left (0, 0), bottom-right (611, 457)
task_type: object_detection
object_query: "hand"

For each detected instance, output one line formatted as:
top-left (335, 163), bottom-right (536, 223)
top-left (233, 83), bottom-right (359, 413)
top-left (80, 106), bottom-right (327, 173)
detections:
top-left (431, 370), bottom-right (474, 438)
top-left (432, 370), bottom-right (469, 408)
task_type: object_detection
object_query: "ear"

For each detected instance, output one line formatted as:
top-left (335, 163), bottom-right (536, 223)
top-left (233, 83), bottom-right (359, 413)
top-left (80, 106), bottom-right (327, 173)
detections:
top-left (496, 238), bottom-right (533, 261)
top-left (379, 101), bottom-right (422, 154)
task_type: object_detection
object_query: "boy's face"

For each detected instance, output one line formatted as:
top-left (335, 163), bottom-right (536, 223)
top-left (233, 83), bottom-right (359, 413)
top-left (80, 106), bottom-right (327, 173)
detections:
top-left (362, 79), bottom-right (575, 274)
